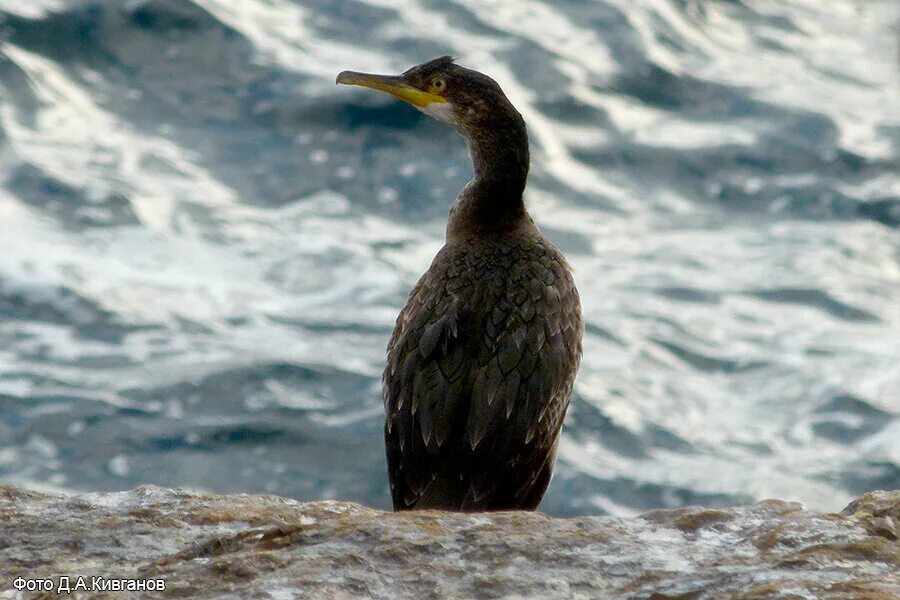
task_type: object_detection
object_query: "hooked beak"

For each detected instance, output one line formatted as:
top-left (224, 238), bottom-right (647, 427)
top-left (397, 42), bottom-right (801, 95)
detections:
top-left (336, 70), bottom-right (448, 109)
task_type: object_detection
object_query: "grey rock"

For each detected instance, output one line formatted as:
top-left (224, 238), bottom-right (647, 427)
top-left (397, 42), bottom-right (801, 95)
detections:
top-left (0, 485), bottom-right (898, 599)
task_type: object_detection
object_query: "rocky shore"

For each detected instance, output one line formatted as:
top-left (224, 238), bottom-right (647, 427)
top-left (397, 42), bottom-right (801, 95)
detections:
top-left (1, 485), bottom-right (897, 599)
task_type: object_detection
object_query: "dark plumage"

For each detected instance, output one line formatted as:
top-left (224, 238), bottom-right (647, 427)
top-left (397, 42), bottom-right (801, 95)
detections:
top-left (337, 57), bottom-right (583, 511)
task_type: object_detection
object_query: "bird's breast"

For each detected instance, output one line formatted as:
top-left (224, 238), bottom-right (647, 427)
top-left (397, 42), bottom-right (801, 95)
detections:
top-left (393, 234), bottom-right (582, 369)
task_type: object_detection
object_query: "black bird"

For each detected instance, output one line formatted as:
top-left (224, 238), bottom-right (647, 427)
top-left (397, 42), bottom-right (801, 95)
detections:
top-left (337, 56), bottom-right (583, 511)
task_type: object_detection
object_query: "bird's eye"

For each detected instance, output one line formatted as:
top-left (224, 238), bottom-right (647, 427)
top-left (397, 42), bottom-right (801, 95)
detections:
top-left (431, 78), bottom-right (446, 91)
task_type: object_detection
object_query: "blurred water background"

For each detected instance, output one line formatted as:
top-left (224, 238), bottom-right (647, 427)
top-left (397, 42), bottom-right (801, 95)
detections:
top-left (0, 0), bottom-right (898, 516)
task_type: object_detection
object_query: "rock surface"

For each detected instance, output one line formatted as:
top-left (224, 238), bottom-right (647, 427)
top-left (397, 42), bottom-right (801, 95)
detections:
top-left (0, 486), bottom-right (898, 599)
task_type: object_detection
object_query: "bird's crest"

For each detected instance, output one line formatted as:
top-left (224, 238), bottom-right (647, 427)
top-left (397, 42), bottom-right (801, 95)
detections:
top-left (404, 55), bottom-right (457, 76)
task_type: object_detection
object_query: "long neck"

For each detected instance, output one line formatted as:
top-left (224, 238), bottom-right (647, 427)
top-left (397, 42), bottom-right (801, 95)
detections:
top-left (446, 110), bottom-right (532, 241)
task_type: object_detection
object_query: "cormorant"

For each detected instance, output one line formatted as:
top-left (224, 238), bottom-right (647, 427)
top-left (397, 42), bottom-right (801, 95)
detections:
top-left (337, 56), bottom-right (583, 511)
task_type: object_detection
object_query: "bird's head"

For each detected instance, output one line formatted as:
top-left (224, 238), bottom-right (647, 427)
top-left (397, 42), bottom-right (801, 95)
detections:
top-left (336, 56), bottom-right (519, 132)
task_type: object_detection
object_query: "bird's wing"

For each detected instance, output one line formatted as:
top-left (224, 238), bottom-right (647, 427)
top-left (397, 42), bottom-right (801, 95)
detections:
top-left (384, 243), bottom-right (581, 510)
top-left (384, 256), bottom-right (467, 509)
